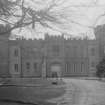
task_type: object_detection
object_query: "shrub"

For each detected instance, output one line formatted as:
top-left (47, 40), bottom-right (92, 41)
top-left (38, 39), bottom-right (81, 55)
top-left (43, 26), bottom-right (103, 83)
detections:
top-left (96, 58), bottom-right (105, 79)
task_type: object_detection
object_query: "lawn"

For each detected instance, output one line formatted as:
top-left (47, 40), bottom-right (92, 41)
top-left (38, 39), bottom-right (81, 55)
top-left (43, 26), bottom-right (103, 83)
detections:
top-left (0, 78), bottom-right (65, 105)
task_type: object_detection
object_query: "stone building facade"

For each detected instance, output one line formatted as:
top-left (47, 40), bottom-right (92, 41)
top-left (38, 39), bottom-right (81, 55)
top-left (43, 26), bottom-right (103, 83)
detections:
top-left (7, 34), bottom-right (99, 78)
top-left (0, 24), bottom-right (105, 78)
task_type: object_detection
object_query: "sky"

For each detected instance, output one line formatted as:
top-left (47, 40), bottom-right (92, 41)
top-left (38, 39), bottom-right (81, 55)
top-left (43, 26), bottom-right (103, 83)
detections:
top-left (11, 0), bottom-right (105, 39)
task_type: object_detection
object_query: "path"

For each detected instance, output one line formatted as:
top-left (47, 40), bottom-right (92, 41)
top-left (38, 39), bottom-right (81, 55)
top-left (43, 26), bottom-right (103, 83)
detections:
top-left (47, 78), bottom-right (105, 105)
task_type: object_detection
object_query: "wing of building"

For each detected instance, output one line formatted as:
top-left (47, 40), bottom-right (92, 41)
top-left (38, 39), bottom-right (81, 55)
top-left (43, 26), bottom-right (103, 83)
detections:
top-left (0, 25), bottom-right (105, 78)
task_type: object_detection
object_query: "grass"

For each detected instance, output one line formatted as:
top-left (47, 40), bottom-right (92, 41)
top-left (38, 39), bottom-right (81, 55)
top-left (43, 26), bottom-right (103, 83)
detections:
top-left (0, 78), bottom-right (65, 105)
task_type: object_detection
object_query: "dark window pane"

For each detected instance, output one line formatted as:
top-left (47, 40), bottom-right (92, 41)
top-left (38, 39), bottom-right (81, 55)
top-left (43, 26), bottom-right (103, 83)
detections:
top-left (52, 45), bottom-right (59, 56)
top-left (26, 62), bottom-right (30, 69)
top-left (91, 48), bottom-right (95, 56)
top-left (34, 63), bottom-right (37, 71)
top-left (91, 62), bottom-right (95, 67)
top-left (14, 49), bottom-right (18, 57)
top-left (14, 64), bottom-right (18, 72)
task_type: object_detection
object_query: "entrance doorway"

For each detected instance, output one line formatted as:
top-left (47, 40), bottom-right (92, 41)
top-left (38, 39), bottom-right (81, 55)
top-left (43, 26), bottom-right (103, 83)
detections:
top-left (50, 64), bottom-right (61, 78)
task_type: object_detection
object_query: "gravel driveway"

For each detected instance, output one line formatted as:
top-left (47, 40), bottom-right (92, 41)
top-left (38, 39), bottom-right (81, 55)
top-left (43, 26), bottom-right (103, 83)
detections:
top-left (48, 78), bottom-right (105, 105)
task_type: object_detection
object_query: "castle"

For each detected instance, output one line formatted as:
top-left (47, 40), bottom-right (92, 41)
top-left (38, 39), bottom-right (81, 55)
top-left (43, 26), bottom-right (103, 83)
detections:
top-left (0, 24), bottom-right (105, 78)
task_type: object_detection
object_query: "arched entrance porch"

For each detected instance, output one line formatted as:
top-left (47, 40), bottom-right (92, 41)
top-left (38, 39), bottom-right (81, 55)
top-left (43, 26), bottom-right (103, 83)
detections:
top-left (50, 63), bottom-right (62, 78)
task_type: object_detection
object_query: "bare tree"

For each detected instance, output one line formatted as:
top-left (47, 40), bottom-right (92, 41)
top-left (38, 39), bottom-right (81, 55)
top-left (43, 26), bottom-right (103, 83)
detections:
top-left (0, 0), bottom-right (64, 35)
top-left (0, 0), bottom-right (102, 37)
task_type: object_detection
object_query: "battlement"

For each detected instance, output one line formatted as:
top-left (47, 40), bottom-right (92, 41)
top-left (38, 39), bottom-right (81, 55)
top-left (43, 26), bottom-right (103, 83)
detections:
top-left (10, 33), bottom-right (96, 42)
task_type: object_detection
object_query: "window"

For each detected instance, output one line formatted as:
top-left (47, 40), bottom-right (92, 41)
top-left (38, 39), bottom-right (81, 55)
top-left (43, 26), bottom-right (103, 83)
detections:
top-left (33, 63), bottom-right (37, 70)
top-left (14, 49), bottom-right (18, 57)
top-left (14, 64), bottom-right (18, 72)
top-left (26, 62), bottom-right (30, 70)
top-left (81, 62), bottom-right (84, 73)
top-left (91, 62), bottom-right (95, 67)
top-left (91, 48), bottom-right (95, 56)
top-left (104, 46), bottom-right (105, 53)
top-left (66, 63), bottom-right (68, 73)
top-left (66, 62), bottom-right (70, 73)
top-left (52, 45), bottom-right (59, 56)
top-left (73, 63), bottom-right (76, 73)
top-left (73, 46), bottom-right (78, 57)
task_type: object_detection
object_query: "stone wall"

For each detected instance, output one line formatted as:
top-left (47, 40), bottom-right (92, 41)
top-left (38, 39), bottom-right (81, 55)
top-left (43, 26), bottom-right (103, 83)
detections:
top-left (8, 36), bottom-right (100, 77)
top-left (0, 35), bottom-right (9, 77)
